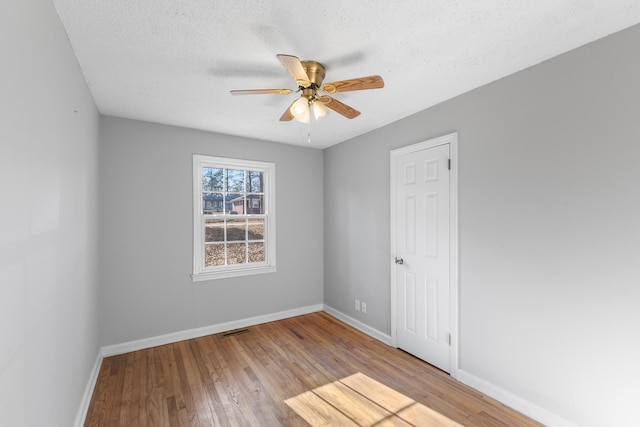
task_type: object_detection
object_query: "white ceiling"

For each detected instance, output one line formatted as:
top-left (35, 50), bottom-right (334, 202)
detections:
top-left (52, 0), bottom-right (640, 149)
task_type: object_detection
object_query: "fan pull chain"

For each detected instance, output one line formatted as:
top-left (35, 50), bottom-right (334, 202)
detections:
top-left (307, 118), bottom-right (312, 144)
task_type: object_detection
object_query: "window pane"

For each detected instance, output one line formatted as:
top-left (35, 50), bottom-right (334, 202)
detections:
top-left (225, 193), bottom-right (241, 214)
top-left (205, 219), bottom-right (225, 242)
top-left (247, 171), bottom-right (263, 193)
top-left (227, 243), bottom-right (246, 265)
top-left (203, 193), bottom-right (224, 214)
top-left (203, 168), bottom-right (223, 191)
top-left (226, 169), bottom-right (244, 193)
top-left (226, 219), bottom-right (246, 242)
top-left (205, 243), bottom-right (225, 266)
top-left (248, 242), bottom-right (265, 263)
top-left (228, 194), bottom-right (245, 214)
top-left (246, 195), bottom-right (264, 214)
top-left (247, 219), bottom-right (264, 240)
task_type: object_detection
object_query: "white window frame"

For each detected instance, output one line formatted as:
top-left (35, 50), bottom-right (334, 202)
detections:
top-left (192, 154), bottom-right (277, 281)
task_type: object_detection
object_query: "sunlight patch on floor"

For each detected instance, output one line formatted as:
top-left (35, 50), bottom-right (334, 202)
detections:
top-left (284, 372), bottom-right (463, 426)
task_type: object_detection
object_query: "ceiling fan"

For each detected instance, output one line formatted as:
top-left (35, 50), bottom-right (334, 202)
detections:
top-left (230, 54), bottom-right (384, 123)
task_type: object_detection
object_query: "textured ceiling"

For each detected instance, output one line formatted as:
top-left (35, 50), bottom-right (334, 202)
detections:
top-left (52, 0), bottom-right (640, 149)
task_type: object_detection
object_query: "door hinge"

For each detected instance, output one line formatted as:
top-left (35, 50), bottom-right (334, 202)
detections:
top-left (448, 159), bottom-right (451, 170)
top-left (447, 333), bottom-right (452, 345)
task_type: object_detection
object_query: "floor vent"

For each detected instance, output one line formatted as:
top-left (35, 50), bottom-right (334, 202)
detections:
top-left (222, 328), bottom-right (250, 337)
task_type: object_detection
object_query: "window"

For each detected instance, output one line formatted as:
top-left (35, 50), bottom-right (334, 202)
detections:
top-left (192, 155), bottom-right (276, 281)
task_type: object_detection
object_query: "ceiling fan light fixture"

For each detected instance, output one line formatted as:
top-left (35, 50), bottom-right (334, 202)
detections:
top-left (312, 99), bottom-right (329, 121)
top-left (290, 97), bottom-right (310, 123)
top-left (231, 54), bottom-right (384, 123)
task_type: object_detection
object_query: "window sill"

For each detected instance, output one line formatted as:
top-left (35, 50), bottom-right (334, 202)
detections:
top-left (191, 265), bottom-right (277, 282)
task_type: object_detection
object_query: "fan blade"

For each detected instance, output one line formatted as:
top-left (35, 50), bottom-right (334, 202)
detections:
top-left (320, 75), bottom-right (384, 94)
top-left (231, 89), bottom-right (293, 95)
top-left (320, 96), bottom-right (361, 119)
top-left (279, 99), bottom-right (296, 121)
top-left (276, 54), bottom-right (311, 88)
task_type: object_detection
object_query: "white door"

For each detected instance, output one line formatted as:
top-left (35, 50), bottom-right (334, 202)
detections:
top-left (393, 142), bottom-right (451, 372)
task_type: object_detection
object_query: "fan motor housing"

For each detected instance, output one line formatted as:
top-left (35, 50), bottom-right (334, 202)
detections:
top-left (301, 61), bottom-right (326, 88)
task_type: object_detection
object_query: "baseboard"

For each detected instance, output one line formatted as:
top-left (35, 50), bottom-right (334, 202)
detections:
top-left (322, 304), bottom-right (393, 345)
top-left (74, 349), bottom-right (103, 427)
top-left (101, 304), bottom-right (324, 357)
top-left (456, 369), bottom-right (578, 427)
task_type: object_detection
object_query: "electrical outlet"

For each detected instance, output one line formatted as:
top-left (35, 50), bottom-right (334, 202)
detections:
top-left (355, 299), bottom-right (361, 311)
top-left (361, 302), bottom-right (367, 314)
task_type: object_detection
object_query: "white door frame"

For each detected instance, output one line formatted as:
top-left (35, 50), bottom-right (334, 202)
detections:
top-left (390, 132), bottom-right (459, 378)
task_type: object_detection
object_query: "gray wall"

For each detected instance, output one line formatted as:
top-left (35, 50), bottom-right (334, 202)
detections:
top-left (0, 1), bottom-right (100, 426)
top-left (324, 24), bottom-right (640, 426)
top-left (99, 117), bottom-right (324, 346)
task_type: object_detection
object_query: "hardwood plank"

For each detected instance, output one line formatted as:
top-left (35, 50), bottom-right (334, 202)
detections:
top-left (285, 391), bottom-right (359, 426)
top-left (117, 352), bottom-right (135, 426)
top-left (398, 403), bottom-right (465, 426)
top-left (144, 349), bottom-right (165, 427)
top-left (85, 312), bottom-right (542, 426)
top-left (340, 372), bottom-right (415, 413)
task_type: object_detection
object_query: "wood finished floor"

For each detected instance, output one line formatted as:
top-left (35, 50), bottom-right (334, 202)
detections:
top-left (85, 312), bottom-right (542, 426)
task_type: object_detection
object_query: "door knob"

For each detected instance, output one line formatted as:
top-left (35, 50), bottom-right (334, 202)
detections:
top-left (395, 257), bottom-right (404, 265)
